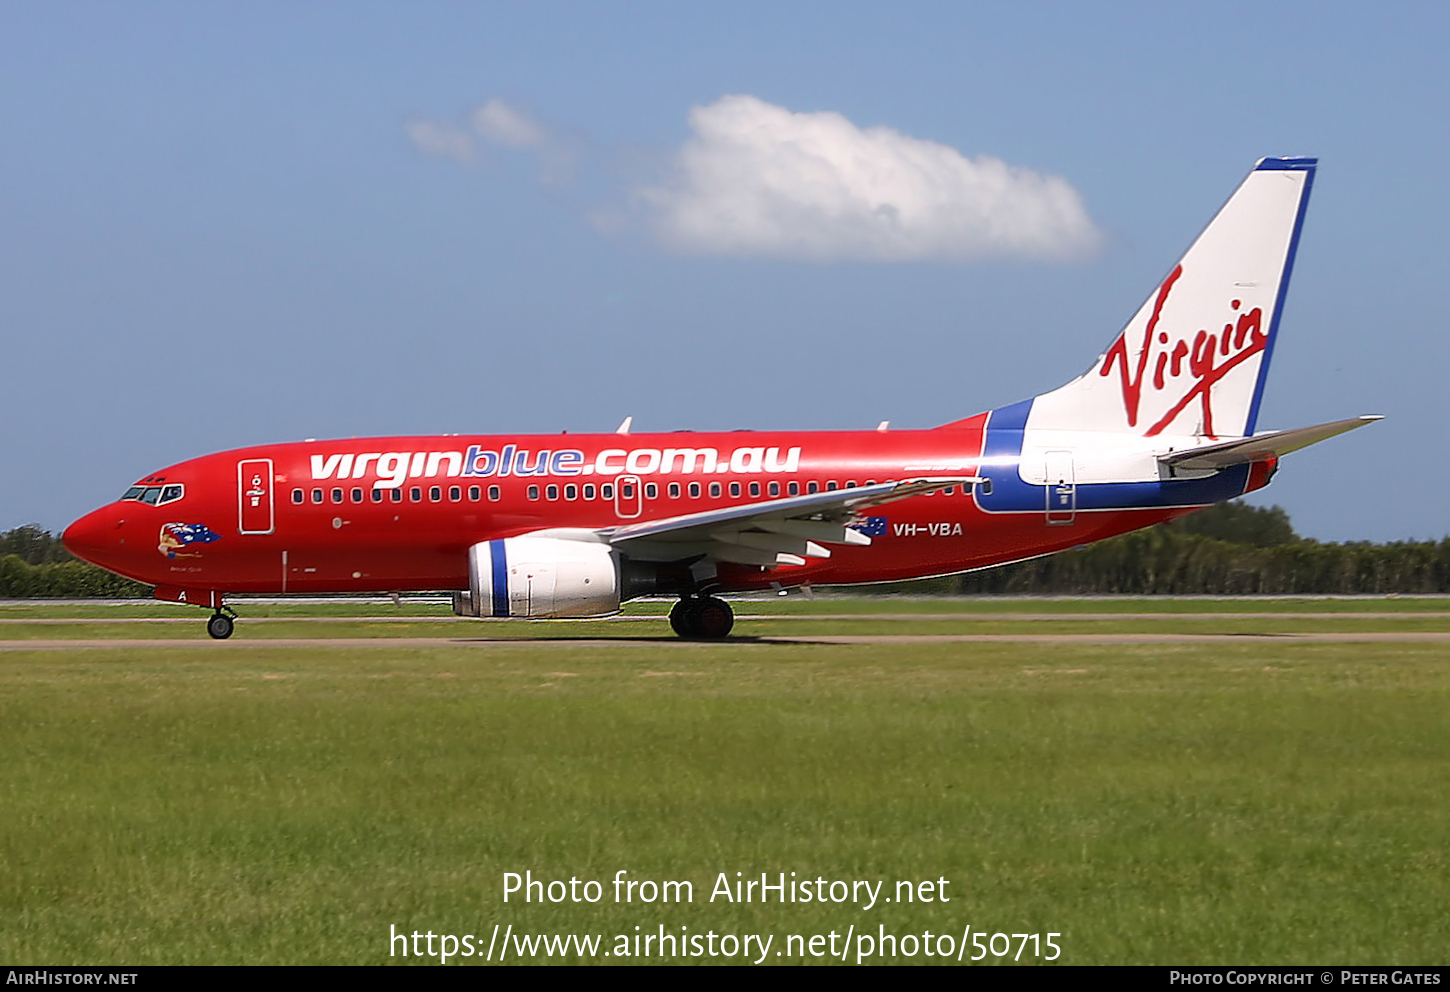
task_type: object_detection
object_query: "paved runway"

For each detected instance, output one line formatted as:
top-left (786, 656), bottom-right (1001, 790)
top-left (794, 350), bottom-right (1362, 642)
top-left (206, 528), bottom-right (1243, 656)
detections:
top-left (3, 611), bottom-right (1449, 624)
top-left (4, 631), bottom-right (1450, 650)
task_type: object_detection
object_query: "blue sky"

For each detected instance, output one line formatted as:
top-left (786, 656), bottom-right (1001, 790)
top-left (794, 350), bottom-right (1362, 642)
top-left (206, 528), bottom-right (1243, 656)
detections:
top-left (3, 2), bottom-right (1446, 542)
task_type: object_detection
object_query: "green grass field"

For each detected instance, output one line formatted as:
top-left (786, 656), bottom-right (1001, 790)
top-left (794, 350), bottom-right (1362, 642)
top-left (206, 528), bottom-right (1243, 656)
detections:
top-left (2, 598), bottom-right (1448, 964)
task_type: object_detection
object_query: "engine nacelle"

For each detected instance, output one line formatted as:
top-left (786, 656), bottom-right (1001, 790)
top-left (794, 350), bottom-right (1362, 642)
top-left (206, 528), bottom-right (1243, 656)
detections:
top-left (454, 536), bottom-right (620, 619)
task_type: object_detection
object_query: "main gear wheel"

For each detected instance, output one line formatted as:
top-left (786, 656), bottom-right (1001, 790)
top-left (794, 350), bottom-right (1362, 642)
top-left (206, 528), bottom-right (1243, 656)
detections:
top-left (668, 596), bottom-right (734, 639)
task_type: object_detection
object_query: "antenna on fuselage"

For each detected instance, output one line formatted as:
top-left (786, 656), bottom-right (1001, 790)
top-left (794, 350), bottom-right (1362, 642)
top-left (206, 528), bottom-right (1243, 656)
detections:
top-left (616, 416), bottom-right (633, 435)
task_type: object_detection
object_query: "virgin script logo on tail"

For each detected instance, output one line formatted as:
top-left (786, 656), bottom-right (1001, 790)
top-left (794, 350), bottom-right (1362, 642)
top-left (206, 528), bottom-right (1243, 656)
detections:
top-left (1099, 264), bottom-right (1266, 438)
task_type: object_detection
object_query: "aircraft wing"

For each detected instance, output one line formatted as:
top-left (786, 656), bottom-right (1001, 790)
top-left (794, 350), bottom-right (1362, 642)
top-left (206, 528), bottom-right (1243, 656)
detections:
top-left (603, 477), bottom-right (980, 566)
top-left (1158, 416), bottom-right (1382, 471)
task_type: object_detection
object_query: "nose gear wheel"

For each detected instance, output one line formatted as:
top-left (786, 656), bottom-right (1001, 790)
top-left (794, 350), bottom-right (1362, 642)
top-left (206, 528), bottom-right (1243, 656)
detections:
top-left (206, 613), bottom-right (234, 640)
top-left (205, 604), bottom-right (238, 640)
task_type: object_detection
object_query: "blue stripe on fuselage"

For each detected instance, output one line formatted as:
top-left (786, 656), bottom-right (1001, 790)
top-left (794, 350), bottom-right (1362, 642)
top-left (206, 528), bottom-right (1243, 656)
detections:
top-left (974, 399), bottom-right (1250, 513)
top-left (489, 539), bottom-right (510, 617)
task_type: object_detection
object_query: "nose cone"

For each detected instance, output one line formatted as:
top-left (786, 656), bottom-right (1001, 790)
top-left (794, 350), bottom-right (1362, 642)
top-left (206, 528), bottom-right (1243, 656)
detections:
top-left (63, 506), bottom-right (124, 567)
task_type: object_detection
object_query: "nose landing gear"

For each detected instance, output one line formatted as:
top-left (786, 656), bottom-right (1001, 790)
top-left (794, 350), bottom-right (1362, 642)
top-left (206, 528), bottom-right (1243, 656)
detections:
top-left (669, 596), bottom-right (734, 640)
top-left (206, 606), bottom-right (238, 640)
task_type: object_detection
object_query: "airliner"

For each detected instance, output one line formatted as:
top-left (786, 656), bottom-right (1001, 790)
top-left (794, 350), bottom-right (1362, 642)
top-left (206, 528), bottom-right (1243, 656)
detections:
top-left (63, 157), bottom-right (1378, 639)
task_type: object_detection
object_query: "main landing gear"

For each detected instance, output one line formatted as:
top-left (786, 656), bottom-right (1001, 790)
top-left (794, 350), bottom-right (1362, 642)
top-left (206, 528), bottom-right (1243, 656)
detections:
top-left (669, 596), bottom-right (734, 640)
top-left (206, 606), bottom-right (238, 640)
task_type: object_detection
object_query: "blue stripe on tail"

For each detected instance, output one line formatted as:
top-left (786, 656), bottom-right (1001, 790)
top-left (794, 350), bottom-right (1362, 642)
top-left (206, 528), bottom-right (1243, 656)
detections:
top-left (1245, 157), bottom-right (1317, 433)
top-left (975, 399), bottom-right (1250, 513)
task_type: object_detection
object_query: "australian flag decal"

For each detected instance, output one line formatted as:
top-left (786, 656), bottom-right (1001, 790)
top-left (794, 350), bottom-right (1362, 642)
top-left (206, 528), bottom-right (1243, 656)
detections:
top-left (851, 516), bottom-right (889, 537)
top-left (158, 522), bottom-right (222, 558)
top-left (166, 523), bottom-right (221, 546)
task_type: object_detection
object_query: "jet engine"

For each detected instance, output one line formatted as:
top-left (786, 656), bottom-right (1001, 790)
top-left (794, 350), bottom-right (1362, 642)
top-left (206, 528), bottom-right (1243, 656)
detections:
top-left (453, 535), bottom-right (621, 619)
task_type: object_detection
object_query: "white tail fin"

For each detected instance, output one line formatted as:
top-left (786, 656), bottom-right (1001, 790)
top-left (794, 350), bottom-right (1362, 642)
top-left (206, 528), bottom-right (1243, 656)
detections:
top-left (1026, 157), bottom-right (1316, 440)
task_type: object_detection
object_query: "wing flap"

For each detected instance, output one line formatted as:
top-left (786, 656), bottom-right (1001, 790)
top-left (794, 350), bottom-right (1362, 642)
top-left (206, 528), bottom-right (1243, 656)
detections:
top-left (607, 477), bottom-right (979, 565)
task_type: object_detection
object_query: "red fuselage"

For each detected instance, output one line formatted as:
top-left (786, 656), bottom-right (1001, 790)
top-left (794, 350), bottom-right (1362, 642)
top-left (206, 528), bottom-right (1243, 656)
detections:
top-left (62, 415), bottom-right (1204, 603)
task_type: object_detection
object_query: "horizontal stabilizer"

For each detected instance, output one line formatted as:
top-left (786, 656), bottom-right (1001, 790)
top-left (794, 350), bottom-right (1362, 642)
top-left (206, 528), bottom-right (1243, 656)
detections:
top-left (1158, 416), bottom-right (1382, 471)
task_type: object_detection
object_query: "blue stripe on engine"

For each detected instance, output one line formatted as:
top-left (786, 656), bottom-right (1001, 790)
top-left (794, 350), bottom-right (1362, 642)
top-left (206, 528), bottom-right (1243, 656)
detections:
top-left (489, 540), bottom-right (510, 617)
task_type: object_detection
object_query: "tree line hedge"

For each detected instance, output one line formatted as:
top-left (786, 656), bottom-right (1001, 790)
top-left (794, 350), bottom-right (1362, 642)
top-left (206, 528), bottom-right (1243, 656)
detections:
top-left (0, 524), bottom-right (151, 597)
top-left (0, 555), bottom-right (151, 598)
top-left (953, 527), bottom-right (1450, 595)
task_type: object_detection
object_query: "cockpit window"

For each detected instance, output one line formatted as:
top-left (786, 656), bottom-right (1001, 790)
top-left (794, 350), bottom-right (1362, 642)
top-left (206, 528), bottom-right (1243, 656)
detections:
top-left (121, 484), bottom-right (185, 506)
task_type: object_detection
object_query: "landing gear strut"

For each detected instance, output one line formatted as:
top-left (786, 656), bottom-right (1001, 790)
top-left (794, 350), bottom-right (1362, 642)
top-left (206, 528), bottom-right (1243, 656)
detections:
top-left (206, 606), bottom-right (238, 640)
top-left (669, 596), bottom-right (734, 640)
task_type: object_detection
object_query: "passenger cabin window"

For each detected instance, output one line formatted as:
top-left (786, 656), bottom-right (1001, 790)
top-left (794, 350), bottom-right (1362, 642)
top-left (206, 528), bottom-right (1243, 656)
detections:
top-left (468, 486), bottom-right (481, 501)
top-left (788, 481), bottom-right (799, 496)
top-left (351, 488), bottom-right (364, 503)
top-left (449, 486), bottom-right (462, 502)
top-left (291, 489), bottom-right (304, 505)
top-left (582, 484), bottom-right (595, 500)
top-left (645, 483), bottom-right (658, 499)
top-left (808, 481), bottom-right (819, 494)
top-left (749, 482), bottom-right (761, 497)
top-left (390, 488), bottom-right (403, 503)
top-left (565, 484), bottom-right (578, 500)
top-left (410, 487), bottom-right (422, 502)
top-left (602, 484), bottom-right (614, 500)
top-left (372, 489), bottom-right (384, 502)
top-left (668, 483), bottom-right (680, 499)
top-left (768, 481), bottom-right (779, 497)
top-left (688, 482), bottom-right (700, 498)
top-left (546, 484), bottom-right (559, 500)
top-left (709, 482), bottom-right (721, 498)
top-left (311, 489), bottom-right (324, 504)
top-left (488, 485), bottom-right (501, 501)
top-left (429, 486), bottom-right (442, 502)
top-left (527, 485), bottom-right (540, 500)
top-left (331, 488), bottom-right (344, 503)
top-left (729, 482), bottom-right (741, 497)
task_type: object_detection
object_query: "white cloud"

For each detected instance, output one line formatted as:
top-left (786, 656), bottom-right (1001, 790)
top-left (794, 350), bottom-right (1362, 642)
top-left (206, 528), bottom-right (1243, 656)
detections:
top-left (405, 119), bottom-right (476, 166)
top-left (471, 98), bottom-right (546, 149)
top-left (636, 95), bottom-right (1100, 262)
top-left (407, 99), bottom-right (573, 182)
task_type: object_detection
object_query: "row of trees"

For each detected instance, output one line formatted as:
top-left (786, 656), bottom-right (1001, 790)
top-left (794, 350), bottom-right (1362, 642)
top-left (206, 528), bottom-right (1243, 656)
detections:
top-left (0, 525), bottom-right (150, 597)
top-left (953, 527), bottom-right (1450, 595)
top-left (2, 505), bottom-right (1448, 598)
top-left (891, 502), bottom-right (1450, 595)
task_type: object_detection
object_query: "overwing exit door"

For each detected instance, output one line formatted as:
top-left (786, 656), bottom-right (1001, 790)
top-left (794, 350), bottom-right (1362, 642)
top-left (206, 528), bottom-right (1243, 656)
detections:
top-left (614, 475), bottom-right (643, 519)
